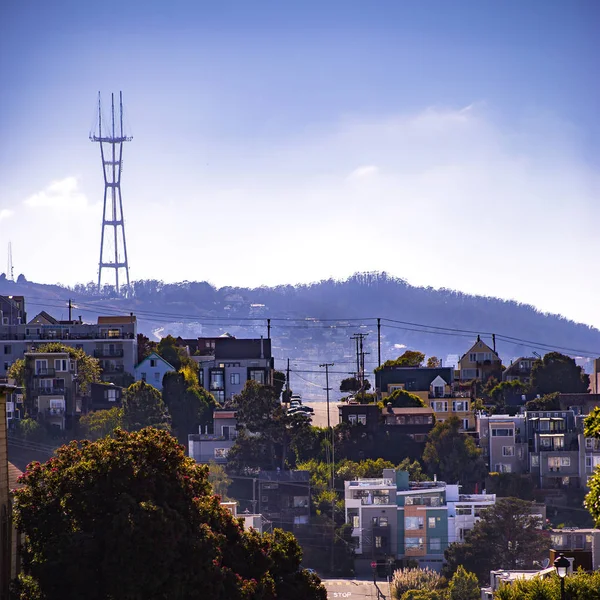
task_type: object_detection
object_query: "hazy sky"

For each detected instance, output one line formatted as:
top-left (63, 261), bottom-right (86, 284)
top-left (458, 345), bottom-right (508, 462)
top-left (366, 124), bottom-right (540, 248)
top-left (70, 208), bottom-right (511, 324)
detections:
top-left (1, 1), bottom-right (599, 326)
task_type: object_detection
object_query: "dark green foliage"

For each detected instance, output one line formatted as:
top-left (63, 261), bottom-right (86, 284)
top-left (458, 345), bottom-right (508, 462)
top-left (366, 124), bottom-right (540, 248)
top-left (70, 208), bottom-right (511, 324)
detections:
top-left (524, 391), bottom-right (561, 411)
top-left (584, 407), bottom-right (600, 525)
top-left (273, 370), bottom-right (286, 398)
top-left (443, 498), bottom-right (551, 584)
top-left (489, 380), bottom-right (529, 408)
top-left (447, 566), bottom-right (479, 600)
top-left (12, 428), bottom-right (327, 600)
top-left (122, 380), bottom-right (171, 431)
top-left (485, 472), bottom-right (535, 500)
top-left (423, 416), bottom-right (486, 488)
top-left (493, 570), bottom-right (600, 599)
top-left (156, 334), bottom-right (194, 371)
top-left (531, 352), bottom-right (590, 394)
top-left (339, 377), bottom-right (371, 392)
top-left (386, 389), bottom-right (426, 408)
top-left (376, 350), bottom-right (425, 371)
top-left (136, 333), bottom-right (158, 364)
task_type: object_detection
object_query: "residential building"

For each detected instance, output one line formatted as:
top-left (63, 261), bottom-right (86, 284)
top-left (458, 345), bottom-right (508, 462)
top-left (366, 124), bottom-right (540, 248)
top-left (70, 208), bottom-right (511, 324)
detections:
top-left (550, 528), bottom-right (600, 572)
top-left (558, 393), bottom-right (600, 416)
top-left (502, 357), bottom-right (536, 385)
top-left (481, 566), bottom-right (559, 598)
top-left (590, 359), bottom-right (600, 394)
top-left (0, 295), bottom-right (26, 326)
top-left (89, 382), bottom-right (123, 412)
top-left (338, 403), bottom-right (380, 433)
top-left (192, 337), bottom-right (274, 403)
top-left (581, 426), bottom-right (600, 489)
top-left (382, 405), bottom-right (435, 442)
top-left (220, 501), bottom-right (267, 534)
top-left (345, 469), bottom-right (495, 572)
top-left (457, 337), bottom-right (502, 383)
top-left (188, 409), bottom-right (238, 463)
top-left (0, 306), bottom-right (137, 387)
top-left (4, 386), bottom-right (23, 428)
top-left (429, 395), bottom-right (475, 431)
top-left (258, 470), bottom-right (310, 532)
top-left (24, 350), bottom-right (78, 430)
top-left (134, 351), bottom-right (175, 391)
top-left (477, 414), bottom-right (529, 474)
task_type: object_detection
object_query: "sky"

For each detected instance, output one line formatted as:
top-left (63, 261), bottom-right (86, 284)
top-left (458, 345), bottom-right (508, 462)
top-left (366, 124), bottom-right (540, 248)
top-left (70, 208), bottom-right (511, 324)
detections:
top-left (0, 0), bottom-right (599, 326)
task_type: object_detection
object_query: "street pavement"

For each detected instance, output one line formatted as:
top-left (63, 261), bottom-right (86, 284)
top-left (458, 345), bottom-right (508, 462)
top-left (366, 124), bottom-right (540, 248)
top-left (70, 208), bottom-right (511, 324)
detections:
top-left (321, 578), bottom-right (390, 600)
top-left (305, 401), bottom-right (339, 429)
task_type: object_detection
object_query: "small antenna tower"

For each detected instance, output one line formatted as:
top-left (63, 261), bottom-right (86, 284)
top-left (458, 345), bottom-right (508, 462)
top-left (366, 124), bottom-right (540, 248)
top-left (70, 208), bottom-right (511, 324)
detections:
top-left (90, 91), bottom-right (132, 293)
top-left (7, 241), bottom-right (14, 281)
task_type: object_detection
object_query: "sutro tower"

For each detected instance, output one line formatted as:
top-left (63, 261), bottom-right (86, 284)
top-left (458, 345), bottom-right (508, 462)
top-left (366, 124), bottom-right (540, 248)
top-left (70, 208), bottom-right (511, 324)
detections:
top-left (90, 91), bottom-right (132, 293)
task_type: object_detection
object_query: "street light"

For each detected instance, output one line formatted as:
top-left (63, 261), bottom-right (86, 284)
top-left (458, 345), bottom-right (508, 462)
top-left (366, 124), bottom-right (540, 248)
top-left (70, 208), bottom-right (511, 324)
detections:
top-left (554, 553), bottom-right (569, 600)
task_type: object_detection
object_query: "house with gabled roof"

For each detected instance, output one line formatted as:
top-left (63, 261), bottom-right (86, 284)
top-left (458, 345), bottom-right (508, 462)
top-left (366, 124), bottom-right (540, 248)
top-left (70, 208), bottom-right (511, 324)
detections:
top-left (458, 336), bottom-right (502, 383)
top-left (134, 351), bottom-right (175, 391)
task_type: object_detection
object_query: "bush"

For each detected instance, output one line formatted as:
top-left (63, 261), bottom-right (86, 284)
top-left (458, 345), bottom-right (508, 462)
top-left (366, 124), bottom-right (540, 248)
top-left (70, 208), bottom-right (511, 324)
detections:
top-left (391, 567), bottom-right (443, 599)
top-left (401, 590), bottom-right (446, 600)
top-left (448, 566), bottom-right (479, 600)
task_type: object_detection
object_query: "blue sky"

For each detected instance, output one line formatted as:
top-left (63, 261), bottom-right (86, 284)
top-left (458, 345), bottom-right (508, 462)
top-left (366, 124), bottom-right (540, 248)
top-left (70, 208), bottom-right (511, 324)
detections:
top-left (0, 0), bottom-right (599, 326)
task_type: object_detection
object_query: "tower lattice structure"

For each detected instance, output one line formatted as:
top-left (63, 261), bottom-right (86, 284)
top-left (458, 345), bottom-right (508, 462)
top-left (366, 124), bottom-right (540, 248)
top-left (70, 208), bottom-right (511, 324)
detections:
top-left (90, 91), bottom-right (132, 293)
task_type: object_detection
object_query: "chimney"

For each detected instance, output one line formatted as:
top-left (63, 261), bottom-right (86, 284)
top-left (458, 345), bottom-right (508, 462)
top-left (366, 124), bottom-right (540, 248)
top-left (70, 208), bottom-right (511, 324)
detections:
top-left (387, 402), bottom-right (393, 413)
top-left (434, 474), bottom-right (437, 482)
top-left (260, 336), bottom-right (264, 359)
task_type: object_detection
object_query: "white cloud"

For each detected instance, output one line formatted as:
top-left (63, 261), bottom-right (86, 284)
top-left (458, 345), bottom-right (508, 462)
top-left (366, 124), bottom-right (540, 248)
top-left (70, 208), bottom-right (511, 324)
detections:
top-left (0, 209), bottom-right (13, 221)
top-left (348, 165), bottom-right (379, 180)
top-left (24, 177), bottom-right (89, 209)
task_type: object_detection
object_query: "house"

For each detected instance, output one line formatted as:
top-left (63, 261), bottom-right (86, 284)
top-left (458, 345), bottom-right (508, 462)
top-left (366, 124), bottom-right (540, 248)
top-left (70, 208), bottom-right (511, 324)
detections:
top-left (581, 425), bottom-right (600, 489)
top-left (502, 357), bottom-right (536, 385)
top-left (376, 366), bottom-right (454, 403)
top-left (220, 501), bottom-right (267, 534)
top-left (192, 337), bottom-right (274, 404)
top-left (550, 528), bottom-right (600, 572)
top-left (134, 352), bottom-right (174, 391)
top-left (0, 295), bottom-right (26, 326)
top-left (24, 350), bottom-right (79, 431)
top-left (458, 337), bottom-right (502, 383)
top-left (0, 302), bottom-right (138, 387)
top-left (590, 359), bottom-right (600, 394)
top-left (344, 469), bottom-right (496, 572)
top-left (4, 386), bottom-right (23, 429)
top-left (89, 382), bottom-right (123, 411)
top-left (258, 470), bottom-right (310, 532)
top-left (477, 414), bottom-right (529, 474)
top-left (481, 566), bottom-right (560, 598)
top-left (382, 405), bottom-right (435, 442)
top-left (338, 403), bottom-right (380, 432)
top-left (558, 393), bottom-right (600, 416)
top-left (188, 410), bottom-right (238, 464)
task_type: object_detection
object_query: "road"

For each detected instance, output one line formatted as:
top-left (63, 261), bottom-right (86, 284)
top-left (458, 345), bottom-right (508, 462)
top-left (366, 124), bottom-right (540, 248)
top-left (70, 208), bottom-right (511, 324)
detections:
top-left (321, 579), bottom-right (389, 600)
top-left (305, 401), bottom-right (340, 429)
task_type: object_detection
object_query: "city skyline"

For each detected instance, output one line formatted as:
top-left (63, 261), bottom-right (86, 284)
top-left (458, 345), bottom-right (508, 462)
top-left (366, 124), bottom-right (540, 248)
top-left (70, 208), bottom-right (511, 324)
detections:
top-left (0, 1), bottom-right (598, 327)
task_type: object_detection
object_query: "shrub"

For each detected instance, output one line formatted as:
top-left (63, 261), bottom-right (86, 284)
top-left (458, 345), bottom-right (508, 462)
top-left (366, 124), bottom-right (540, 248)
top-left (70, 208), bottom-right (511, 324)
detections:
top-left (391, 567), bottom-right (443, 599)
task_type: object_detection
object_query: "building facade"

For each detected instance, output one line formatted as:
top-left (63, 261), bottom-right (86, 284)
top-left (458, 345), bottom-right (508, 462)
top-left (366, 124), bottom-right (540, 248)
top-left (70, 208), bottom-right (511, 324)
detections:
top-left (188, 410), bottom-right (238, 463)
top-left (258, 470), bottom-right (310, 532)
top-left (502, 357), bottom-right (536, 384)
top-left (134, 351), bottom-right (175, 391)
top-left (457, 337), bottom-right (502, 383)
top-left (550, 528), bottom-right (600, 572)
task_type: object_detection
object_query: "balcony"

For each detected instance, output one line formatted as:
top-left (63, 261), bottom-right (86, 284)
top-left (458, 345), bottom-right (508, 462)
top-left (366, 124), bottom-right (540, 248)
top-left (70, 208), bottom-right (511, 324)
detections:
top-left (102, 364), bottom-right (125, 374)
top-left (46, 407), bottom-right (65, 416)
top-left (196, 432), bottom-right (238, 442)
top-left (37, 387), bottom-right (66, 396)
top-left (94, 348), bottom-right (124, 358)
top-left (34, 367), bottom-right (56, 377)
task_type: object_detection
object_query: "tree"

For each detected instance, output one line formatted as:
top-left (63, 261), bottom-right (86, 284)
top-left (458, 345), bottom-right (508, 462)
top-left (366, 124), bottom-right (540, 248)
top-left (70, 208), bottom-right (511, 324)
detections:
top-left (12, 428), bottom-right (327, 600)
top-left (391, 567), bottom-right (443, 599)
top-left (137, 333), bottom-right (158, 364)
top-left (162, 371), bottom-right (216, 445)
top-left (426, 356), bottom-right (441, 368)
top-left (7, 358), bottom-right (25, 388)
top-left (531, 352), bottom-right (590, 395)
top-left (36, 343), bottom-right (101, 394)
top-left (79, 407), bottom-right (123, 440)
top-left (423, 416), bottom-right (486, 487)
top-left (339, 377), bottom-right (371, 393)
top-left (386, 389), bottom-right (426, 408)
top-left (485, 472), bottom-right (535, 500)
top-left (447, 565), bottom-right (479, 600)
top-left (443, 498), bottom-right (551, 583)
top-left (207, 461), bottom-right (232, 500)
top-left (156, 334), bottom-right (193, 371)
top-left (377, 351), bottom-right (425, 371)
top-left (492, 570), bottom-right (600, 600)
top-left (525, 392), bottom-right (561, 411)
top-left (489, 380), bottom-right (529, 408)
top-left (584, 407), bottom-right (600, 525)
top-left (122, 380), bottom-right (171, 431)
top-left (273, 370), bottom-right (286, 398)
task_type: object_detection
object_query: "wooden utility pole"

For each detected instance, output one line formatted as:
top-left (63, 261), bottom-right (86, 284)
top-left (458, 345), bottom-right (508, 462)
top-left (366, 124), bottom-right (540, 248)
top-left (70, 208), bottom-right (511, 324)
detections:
top-left (320, 362), bottom-right (335, 574)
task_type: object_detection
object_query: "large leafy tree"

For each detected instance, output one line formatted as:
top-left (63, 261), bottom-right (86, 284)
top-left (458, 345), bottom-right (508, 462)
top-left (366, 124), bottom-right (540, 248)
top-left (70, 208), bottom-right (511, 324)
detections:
top-left (162, 371), bottom-right (216, 445)
top-left (531, 352), bottom-right (590, 395)
top-left (78, 407), bottom-right (124, 440)
top-left (524, 391), bottom-right (561, 411)
top-left (584, 407), bottom-right (600, 525)
top-left (386, 389), bottom-right (426, 408)
top-left (423, 416), bottom-right (486, 487)
top-left (377, 350), bottom-right (425, 371)
top-left (443, 498), bottom-right (551, 583)
top-left (137, 333), bottom-right (158, 364)
top-left (156, 334), bottom-right (194, 371)
top-left (122, 380), bottom-right (171, 431)
top-left (12, 428), bottom-right (327, 600)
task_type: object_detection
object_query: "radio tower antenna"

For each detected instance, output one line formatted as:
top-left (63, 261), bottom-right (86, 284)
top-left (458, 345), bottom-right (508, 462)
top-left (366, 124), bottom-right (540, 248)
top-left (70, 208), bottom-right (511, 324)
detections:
top-left (90, 91), bottom-right (132, 293)
top-left (7, 241), bottom-right (14, 281)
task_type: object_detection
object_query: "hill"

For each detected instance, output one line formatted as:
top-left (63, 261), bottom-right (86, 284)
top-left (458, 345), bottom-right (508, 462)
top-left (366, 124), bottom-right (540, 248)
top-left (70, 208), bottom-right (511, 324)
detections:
top-left (1, 272), bottom-right (598, 400)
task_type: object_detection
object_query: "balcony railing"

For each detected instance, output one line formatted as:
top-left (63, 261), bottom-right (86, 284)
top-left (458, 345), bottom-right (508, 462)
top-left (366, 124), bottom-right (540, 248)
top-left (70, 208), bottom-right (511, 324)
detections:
top-left (34, 368), bottom-right (56, 377)
top-left (196, 433), bottom-right (238, 442)
top-left (46, 407), bottom-right (65, 416)
top-left (94, 348), bottom-right (124, 358)
top-left (37, 387), bottom-right (66, 396)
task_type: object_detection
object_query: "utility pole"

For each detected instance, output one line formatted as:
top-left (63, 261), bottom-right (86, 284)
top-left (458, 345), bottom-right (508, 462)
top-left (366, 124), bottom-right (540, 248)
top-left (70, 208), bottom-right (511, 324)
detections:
top-left (351, 333), bottom-right (369, 390)
top-left (377, 318), bottom-right (381, 367)
top-left (68, 299), bottom-right (72, 322)
top-left (320, 362), bottom-right (335, 575)
top-left (267, 318), bottom-right (271, 340)
top-left (286, 358), bottom-right (290, 403)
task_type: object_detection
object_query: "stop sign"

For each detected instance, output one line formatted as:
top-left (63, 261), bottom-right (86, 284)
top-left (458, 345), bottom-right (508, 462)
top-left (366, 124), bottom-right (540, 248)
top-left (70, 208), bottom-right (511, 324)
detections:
top-left (370, 561), bottom-right (377, 569)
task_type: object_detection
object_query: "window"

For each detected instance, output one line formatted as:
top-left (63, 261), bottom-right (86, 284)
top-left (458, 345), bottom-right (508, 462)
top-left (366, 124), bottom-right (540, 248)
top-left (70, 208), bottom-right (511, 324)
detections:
top-left (502, 446), bottom-right (515, 457)
top-left (249, 369), bottom-right (265, 384)
top-left (357, 414), bottom-right (367, 425)
top-left (431, 401), bottom-right (448, 412)
top-left (198, 369), bottom-right (204, 387)
top-left (150, 359), bottom-right (157, 367)
top-left (405, 516), bottom-right (424, 530)
top-left (375, 536), bottom-right (382, 548)
top-left (456, 506), bottom-right (472, 515)
top-left (430, 538), bottom-right (441, 550)
top-left (469, 353), bottom-right (477, 362)
top-left (214, 448), bottom-right (229, 459)
top-left (154, 372), bottom-right (160, 382)
top-left (462, 418), bottom-right (470, 430)
top-left (210, 370), bottom-right (224, 390)
top-left (531, 454), bottom-right (540, 467)
top-left (348, 414), bottom-right (357, 425)
top-left (379, 517), bottom-right (389, 527)
top-left (294, 515), bottom-right (309, 525)
top-left (108, 328), bottom-right (121, 338)
top-left (491, 428), bottom-right (513, 437)
top-left (433, 385), bottom-right (444, 398)
top-left (405, 537), bottom-right (424, 550)
top-left (4, 345), bottom-right (11, 354)
top-left (35, 359), bottom-right (48, 375)
top-left (230, 373), bottom-right (240, 385)
top-left (549, 457), bottom-right (571, 468)
top-left (494, 464), bottom-right (512, 473)
top-left (452, 401), bottom-right (468, 412)
top-left (428, 517), bottom-right (436, 529)
top-left (3, 362), bottom-right (10, 371)
top-left (105, 388), bottom-right (117, 402)
top-left (459, 528), bottom-right (472, 541)
top-left (352, 515), bottom-right (359, 528)
top-left (141, 372), bottom-right (147, 381)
